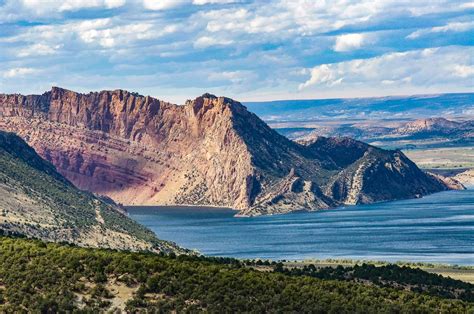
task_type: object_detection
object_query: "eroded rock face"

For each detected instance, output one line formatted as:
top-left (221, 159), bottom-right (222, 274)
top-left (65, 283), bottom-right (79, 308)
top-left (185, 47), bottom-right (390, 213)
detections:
top-left (453, 169), bottom-right (474, 186)
top-left (0, 87), bottom-right (460, 216)
top-left (394, 117), bottom-right (461, 135)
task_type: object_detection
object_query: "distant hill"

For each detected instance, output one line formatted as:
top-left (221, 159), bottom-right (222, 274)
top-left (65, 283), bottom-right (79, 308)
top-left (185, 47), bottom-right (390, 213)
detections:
top-left (0, 131), bottom-right (182, 253)
top-left (0, 87), bottom-right (461, 216)
top-left (394, 118), bottom-right (473, 137)
top-left (245, 93), bottom-right (474, 122)
top-left (295, 117), bottom-right (474, 150)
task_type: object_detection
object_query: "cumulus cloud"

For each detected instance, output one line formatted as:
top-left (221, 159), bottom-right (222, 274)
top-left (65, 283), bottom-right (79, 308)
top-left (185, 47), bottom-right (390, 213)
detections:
top-left (333, 33), bottom-right (367, 52)
top-left (299, 46), bottom-right (474, 90)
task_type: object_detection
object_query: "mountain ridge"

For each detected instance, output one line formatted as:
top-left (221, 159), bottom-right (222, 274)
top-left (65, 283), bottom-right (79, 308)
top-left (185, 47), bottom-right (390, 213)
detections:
top-left (0, 87), bottom-right (462, 216)
top-left (293, 117), bottom-right (474, 149)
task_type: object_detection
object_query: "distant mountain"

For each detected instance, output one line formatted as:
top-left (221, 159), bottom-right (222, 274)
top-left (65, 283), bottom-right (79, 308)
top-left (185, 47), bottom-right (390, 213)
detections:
top-left (394, 118), bottom-right (473, 137)
top-left (245, 93), bottom-right (474, 122)
top-left (0, 130), bottom-right (181, 253)
top-left (0, 87), bottom-right (461, 216)
top-left (297, 117), bottom-right (474, 149)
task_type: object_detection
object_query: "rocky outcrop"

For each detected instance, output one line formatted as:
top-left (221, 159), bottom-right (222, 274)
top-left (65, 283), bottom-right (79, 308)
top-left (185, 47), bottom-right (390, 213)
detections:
top-left (453, 169), bottom-right (474, 187)
top-left (395, 118), bottom-right (460, 134)
top-left (0, 87), bottom-right (460, 216)
top-left (302, 137), bottom-right (457, 205)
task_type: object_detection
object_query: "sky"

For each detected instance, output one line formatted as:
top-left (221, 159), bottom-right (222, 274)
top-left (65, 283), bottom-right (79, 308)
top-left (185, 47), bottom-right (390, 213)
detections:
top-left (0, 0), bottom-right (473, 104)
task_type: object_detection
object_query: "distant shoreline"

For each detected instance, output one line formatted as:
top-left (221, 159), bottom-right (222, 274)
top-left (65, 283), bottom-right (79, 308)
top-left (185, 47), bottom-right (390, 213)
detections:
top-left (126, 204), bottom-right (237, 211)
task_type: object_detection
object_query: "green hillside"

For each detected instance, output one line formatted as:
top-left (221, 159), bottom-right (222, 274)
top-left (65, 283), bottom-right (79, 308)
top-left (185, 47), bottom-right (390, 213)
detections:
top-left (0, 131), bottom-right (180, 253)
top-left (0, 236), bottom-right (472, 313)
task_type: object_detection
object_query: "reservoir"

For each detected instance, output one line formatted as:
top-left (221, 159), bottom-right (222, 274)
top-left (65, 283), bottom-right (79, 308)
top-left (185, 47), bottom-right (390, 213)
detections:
top-left (128, 189), bottom-right (474, 265)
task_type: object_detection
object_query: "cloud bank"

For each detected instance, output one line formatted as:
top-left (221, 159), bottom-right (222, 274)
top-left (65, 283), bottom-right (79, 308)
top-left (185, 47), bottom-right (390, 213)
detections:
top-left (0, 0), bottom-right (472, 102)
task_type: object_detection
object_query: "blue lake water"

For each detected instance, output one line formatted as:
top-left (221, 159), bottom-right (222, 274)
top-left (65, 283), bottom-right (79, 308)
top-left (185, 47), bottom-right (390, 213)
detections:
top-left (128, 189), bottom-right (474, 265)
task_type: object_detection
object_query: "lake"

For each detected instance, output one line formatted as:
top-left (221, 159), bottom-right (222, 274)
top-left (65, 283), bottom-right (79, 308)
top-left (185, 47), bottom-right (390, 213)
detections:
top-left (128, 189), bottom-right (474, 265)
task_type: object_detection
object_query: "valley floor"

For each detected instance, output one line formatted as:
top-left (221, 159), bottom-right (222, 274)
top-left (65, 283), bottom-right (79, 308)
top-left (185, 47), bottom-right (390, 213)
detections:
top-left (403, 146), bottom-right (474, 170)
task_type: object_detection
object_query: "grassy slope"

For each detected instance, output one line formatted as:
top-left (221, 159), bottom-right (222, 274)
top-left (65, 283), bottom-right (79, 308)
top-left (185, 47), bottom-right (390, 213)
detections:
top-left (404, 146), bottom-right (474, 169)
top-left (0, 236), bottom-right (473, 313)
top-left (0, 131), bottom-right (180, 253)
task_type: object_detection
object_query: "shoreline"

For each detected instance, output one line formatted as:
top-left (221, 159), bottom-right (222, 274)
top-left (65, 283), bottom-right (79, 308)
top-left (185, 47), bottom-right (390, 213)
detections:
top-left (126, 204), bottom-right (237, 210)
top-left (124, 188), bottom-right (463, 217)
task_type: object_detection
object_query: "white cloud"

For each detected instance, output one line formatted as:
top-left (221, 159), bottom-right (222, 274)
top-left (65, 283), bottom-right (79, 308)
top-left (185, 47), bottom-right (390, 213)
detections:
top-left (194, 36), bottom-right (234, 48)
top-left (2, 67), bottom-right (38, 78)
top-left (208, 70), bottom-right (255, 84)
top-left (299, 46), bottom-right (474, 90)
top-left (81, 20), bottom-right (178, 48)
top-left (60, 0), bottom-right (126, 10)
top-left (193, 0), bottom-right (239, 4)
top-left (195, 0), bottom-right (474, 41)
top-left (143, 0), bottom-right (188, 10)
top-left (453, 65), bottom-right (474, 78)
top-left (79, 22), bottom-right (158, 47)
top-left (198, 6), bottom-right (295, 45)
top-left (407, 21), bottom-right (474, 39)
top-left (17, 43), bottom-right (62, 57)
top-left (3, 17), bottom-right (179, 50)
top-left (333, 33), bottom-right (367, 52)
top-left (299, 64), bottom-right (343, 88)
top-left (460, 2), bottom-right (474, 9)
top-left (20, 0), bottom-right (125, 13)
top-left (1, 0), bottom-right (473, 101)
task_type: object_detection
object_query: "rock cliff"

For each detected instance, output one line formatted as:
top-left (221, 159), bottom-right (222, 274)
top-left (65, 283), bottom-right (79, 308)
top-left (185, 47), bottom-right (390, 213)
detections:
top-left (0, 87), bottom-right (459, 216)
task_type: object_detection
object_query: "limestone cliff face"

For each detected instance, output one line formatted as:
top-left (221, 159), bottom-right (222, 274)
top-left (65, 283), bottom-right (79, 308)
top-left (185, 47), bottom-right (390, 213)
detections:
top-left (0, 87), bottom-right (459, 216)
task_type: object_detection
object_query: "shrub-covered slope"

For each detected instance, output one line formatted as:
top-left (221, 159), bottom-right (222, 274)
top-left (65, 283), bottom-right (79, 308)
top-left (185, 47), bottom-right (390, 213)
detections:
top-left (0, 236), bottom-right (473, 313)
top-left (0, 131), bottom-right (181, 253)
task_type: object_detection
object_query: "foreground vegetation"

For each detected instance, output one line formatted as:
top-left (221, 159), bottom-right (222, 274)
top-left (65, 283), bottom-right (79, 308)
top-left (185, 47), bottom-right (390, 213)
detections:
top-left (274, 263), bottom-right (474, 302)
top-left (279, 258), bottom-right (474, 284)
top-left (0, 236), bottom-right (473, 313)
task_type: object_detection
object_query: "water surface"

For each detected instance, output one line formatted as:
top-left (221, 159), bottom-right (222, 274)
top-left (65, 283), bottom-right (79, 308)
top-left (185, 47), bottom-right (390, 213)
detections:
top-left (128, 189), bottom-right (474, 265)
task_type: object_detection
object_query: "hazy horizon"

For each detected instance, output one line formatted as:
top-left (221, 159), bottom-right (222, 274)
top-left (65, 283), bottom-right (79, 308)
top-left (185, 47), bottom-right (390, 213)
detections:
top-left (2, 85), bottom-right (474, 106)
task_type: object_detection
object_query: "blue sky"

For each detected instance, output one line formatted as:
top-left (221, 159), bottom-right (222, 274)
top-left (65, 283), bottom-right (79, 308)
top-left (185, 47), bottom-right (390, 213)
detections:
top-left (0, 0), bottom-right (473, 103)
